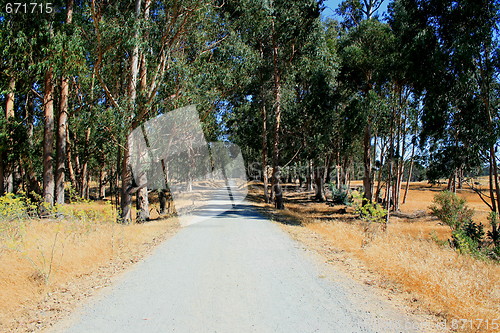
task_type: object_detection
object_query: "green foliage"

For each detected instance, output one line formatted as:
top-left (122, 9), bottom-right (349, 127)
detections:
top-left (429, 191), bottom-right (500, 260)
top-left (0, 192), bottom-right (37, 221)
top-left (429, 191), bottom-right (474, 231)
top-left (66, 184), bottom-right (90, 204)
top-left (451, 228), bottom-right (483, 257)
top-left (487, 211), bottom-right (500, 247)
top-left (352, 191), bottom-right (387, 224)
top-left (0, 192), bottom-right (37, 245)
top-left (329, 183), bottom-right (351, 205)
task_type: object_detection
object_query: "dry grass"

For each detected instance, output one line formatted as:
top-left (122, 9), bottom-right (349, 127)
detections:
top-left (249, 182), bottom-right (500, 332)
top-left (0, 200), bottom-right (179, 331)
top-left (308, 222), bottom-right (500, 328)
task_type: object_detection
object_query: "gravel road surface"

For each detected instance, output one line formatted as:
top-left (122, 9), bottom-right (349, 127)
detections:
top-left (47, 200), bottom-right (423, 333)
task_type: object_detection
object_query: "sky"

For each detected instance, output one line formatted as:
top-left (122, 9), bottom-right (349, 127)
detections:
top-left (321, 0), bottom-right (390, 21)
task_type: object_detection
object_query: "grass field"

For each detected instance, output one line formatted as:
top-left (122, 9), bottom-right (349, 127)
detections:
top-left (0, 199), bottom-right (179, 332)
top-left (249, 179), bottom-right (500, 333)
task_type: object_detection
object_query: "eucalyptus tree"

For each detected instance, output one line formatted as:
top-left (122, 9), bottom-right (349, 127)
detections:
top-left (220, 0), bottom-right (325, 208)
top-left (0, 1), bottom-right (67, 204)
top-left (281, 19), bottom-right (339, 202)
top-left (389, 0), bottom-right (500, 208)
top-left (337, 17), bottom-right (395, 203)
top-left (87, 0), bottom-right (235, 222)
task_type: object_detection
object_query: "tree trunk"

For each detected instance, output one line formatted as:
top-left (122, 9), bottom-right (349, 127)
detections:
top-left (43, 68), bottom-right (55, 206)
top-left (402, 140), bottom-right (415, 204)
top-left (159, 190), bottom-right (168, 215)
top-left (1, 77), bottom-right (15, 194)
top-left (362, 124), bottom-right (372, 203)
top-left (66, 127), bottom-right (77, 189)
top-left (261, 103), bottom-right (270, 203)
top-left (22, 94), bottom-right (41, 196)
top-left (136, 173), bottom-right (149, 222)
top-left (121, 0), bottom-right (142, 223)
top-left (4, 77), bottom-right (16, 193)
top-left (306, 159), bottom-right (313, 191)
top-left (491, 146), bottom-right (500, 211)
top-left (313, 164), bottom-right (325, 201)
top-left (79, 128), bottom-right (90, 199)
top-left (135, 0), bottom-right (151, 221)
top-left (489, 150), bottom-right (497, 212)
top-left (55, 76), bottom-right (69, 204)
top-left (120, 142), bottom-right (133, 223)
top-left (270, 18), bottom-right (284, 210)
top-left (55, 0), bottom-right (74, 205)
top-left (99, 167), bottom-right (106, 199)
top-left (374, 141), bottom-right (386, 202)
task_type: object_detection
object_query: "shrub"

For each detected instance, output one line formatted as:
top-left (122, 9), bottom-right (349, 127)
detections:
top-left (429, 191), bottom-right (497, 258)
top-left (0, 192), bottom-right (37, 221)
top-left (429, 191), bottom-right (474, 231)
top-left (351, 191), bottom-right (387, 224)
top-left (329, 184), bottom-right (351, 205)
top-left (451, 222), bottom-right (484, 255)
top-left (487, 211), bottom-right (499, 247)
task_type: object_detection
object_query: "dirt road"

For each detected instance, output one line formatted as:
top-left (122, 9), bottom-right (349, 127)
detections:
top-left (47, 202), bottom-right (427, 333)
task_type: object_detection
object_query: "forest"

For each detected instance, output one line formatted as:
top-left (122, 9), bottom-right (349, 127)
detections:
top-left (0, 0), bottom-right (499, 224)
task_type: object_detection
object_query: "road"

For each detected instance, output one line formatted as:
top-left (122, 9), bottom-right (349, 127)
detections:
top-left (48, 201), bottom-right (423, 333)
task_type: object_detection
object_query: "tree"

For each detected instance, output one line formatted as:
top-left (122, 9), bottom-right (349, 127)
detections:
top-left (338, 17), bottom-right (395, 204)
top-left (390, 0), bottom-right (500, 206)
top-left (221, 0), bottom-right (325, 209)
top-left (55, 0), bottom-right (76, 205)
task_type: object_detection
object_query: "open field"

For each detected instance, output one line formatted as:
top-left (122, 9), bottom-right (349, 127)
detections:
top-left (0, 200), bottom-right (180, 332)
top-left (248, 180), bottom-right (500, 333)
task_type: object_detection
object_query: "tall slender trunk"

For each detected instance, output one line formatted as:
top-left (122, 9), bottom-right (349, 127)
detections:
top-left (402, 139), bottom-right (415, 204)
top-left (121, 0), bottom-right (143, 223)
top-left (135, 0), bottom-right (151, 221)
top-left (98, 165), bottom-right (107, 199)
top-left (261, 103), bottom-right (270, 203)
top-left (271, 18), bottom-right (284, 209)
top-left (43, 68), bottom-right (55, 206)
top-left (306, 159), bottom-right (313, 191)
top-left (374, 141), bottom-right (386, 202)
top-left (22, 94), bottom-right (41, 195)
top-left (66, 127), bottom-right (77, 189)
top-left (55, 0), bottom-right (74, 205)
top-left (362, 124), bottom-right (372, 203)
top-left (5, 77), bottom-right (15, 119)
top-left (489, 150), bottom-right (497, 212)
top-left (55, 76), bottom-right (69, 204)
top-left (313, 163), bottom-right (325, 201)
top-left (79, 128), bottom-right (90, 199)
top-left (491, 146), bottom-right (500, 211)
top-left (393, 112), bottom-right (405, 211)
top-left (1, 77), bottom-right (16, 194)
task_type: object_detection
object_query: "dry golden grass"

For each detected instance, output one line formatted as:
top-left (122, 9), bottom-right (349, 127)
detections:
top-left (249, 182), bottom-right (500, 332)
top-left (0, 200), bottom-right (179, 331)
top-left (398, 180), bottom-right (492, 226)
top-left (308, 222), bottom-right (500, 329)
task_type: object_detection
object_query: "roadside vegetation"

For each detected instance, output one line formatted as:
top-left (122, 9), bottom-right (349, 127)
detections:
top-left (249, 180), bottom-right (500, 333)
top-left (0, 192), bottom-right (179, 332)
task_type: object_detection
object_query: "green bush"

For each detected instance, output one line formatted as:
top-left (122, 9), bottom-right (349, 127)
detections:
top-left (429, 191), bottom-right (499, 259)
top-left (487, 212), bottom-right (499, 247)
top-left (451, 222), bottom-right (484, 255)
top-left (429, 191), bottom-right (474, 231)
top-left (352, 191), bottom-right (387, 224)
top-left (0, 192), bottom-right (37, 221)
top-left (329, 184), bottom-right (351, 205)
